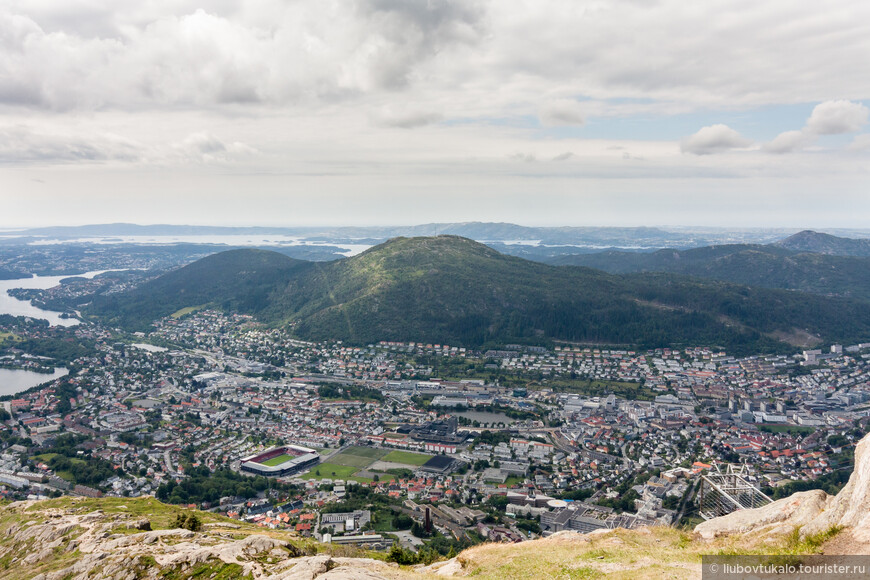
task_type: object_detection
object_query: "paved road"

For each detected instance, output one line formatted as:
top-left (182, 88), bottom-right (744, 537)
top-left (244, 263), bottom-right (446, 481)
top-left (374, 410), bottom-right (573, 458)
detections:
top-left (675, 479), bottom-right (700, 524)
top-left (163, 449), bottom-right (174, 474)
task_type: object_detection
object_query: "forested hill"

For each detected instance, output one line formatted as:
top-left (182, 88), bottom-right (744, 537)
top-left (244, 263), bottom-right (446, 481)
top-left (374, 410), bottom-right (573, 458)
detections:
top-left (775, 230), bottom-right (870, 256)
top-left (88, 248), bottom-right (311, 328)
top-left (87, 236), bottom-right (870, 353)
top-left (549, 241), bottom-right (870, 302)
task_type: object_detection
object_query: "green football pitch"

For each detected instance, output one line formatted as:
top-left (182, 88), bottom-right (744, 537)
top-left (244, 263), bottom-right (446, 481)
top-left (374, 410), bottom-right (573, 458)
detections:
top-left (259, 454), bottom-right (294, 466)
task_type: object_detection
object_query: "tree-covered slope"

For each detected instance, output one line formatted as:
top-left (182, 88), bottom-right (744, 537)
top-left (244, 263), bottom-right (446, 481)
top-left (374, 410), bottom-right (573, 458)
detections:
top-left (88, 237), bottom-right (870, 352)
top-left (88, 248), bottom-right (310, 328)
top-left (550, 244), bottom-right (870, 301)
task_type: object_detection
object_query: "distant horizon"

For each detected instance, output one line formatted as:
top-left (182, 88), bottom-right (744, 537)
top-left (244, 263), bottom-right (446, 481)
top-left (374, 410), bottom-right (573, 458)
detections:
top-left (1, 221), bottom-right (870, 234)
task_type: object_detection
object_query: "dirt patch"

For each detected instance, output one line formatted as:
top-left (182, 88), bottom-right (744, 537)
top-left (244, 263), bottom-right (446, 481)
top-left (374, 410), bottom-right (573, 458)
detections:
top-left (370, 461), bottom-right (416, 472)
top-left (632, 299), bottom-right (687, 312)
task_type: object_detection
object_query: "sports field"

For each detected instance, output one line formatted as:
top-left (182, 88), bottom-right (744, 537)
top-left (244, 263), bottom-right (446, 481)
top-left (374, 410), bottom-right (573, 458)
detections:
top-left (300, 446), bottom-right (403, 483)
top-left (301, 463), bottom-right (357, 480)
top-left (328, 446), bottom-right (389, 468)
top-left (259, 453), bottom-right (295, 467)
top-left (382, 450), bottom-right (433, 466)
top-left (342, 446), bottom-right (389, 459)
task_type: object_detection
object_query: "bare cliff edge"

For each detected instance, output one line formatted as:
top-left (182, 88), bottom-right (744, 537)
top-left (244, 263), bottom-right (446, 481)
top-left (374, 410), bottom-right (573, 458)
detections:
top-left (695, 431), bottom-right (870, 547)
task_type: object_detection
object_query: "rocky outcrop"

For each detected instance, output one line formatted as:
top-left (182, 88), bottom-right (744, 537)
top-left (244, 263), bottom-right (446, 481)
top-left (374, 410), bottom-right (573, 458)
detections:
top-left (0, 500), bottom-right (395, 580)
top-left (695, 432), bottom-right (870, 543)
top-left (803, 433), bottom-right (870, 537)
top-left (694, 490), bottom-right (831, 540)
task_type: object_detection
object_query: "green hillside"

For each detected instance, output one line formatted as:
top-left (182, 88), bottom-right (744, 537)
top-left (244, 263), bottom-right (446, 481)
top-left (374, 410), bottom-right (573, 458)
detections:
top-left (88, 248), bottom-right (310, 329)
top-left (550, 244), bottom-right (870, 301)
top-left (87, 236), bottom-right (870, 353)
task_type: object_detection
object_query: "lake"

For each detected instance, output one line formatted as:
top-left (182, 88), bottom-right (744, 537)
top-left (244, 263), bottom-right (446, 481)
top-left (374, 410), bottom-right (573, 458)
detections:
top-left (26, 235), bottom-right (373, 257)
top-left (0, 367), bottom-right (69, 397)
top-left (0, 270), bottom-right (111, 326)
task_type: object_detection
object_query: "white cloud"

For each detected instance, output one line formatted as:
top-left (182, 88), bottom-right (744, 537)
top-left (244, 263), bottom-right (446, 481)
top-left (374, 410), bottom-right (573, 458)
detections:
top-left (1, 1), bottom-right (870, 229)
top-left (171, 132), bottom-right (257, 163)
top-left (0, 125), bottom-right (143, 163)
top-left (2, 2), bottom-right (869, 117)
top-left (0, 2), bottom-right (485, 111)
top-left (539, 99), bottom-right (585, 126)
top-left (849, 134), bottom-right (870, 151)
top-left (509, 152), bottom-right (537, 162)
top-left (761, 100), bottom-right (868, 154)
top-left (805, 100), bottom-right (869, 135)
top-left (763, 130), bottom-right (809, 154)
top-left (680, 124), bottom-right (752, 155)
top-left (372, 108), bottom-right (443, 128)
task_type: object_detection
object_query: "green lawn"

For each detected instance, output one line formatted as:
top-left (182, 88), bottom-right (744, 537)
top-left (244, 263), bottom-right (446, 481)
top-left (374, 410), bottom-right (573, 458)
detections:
top-left (342, 446), bottom-right (389, 459)
top-left (0, 331), bottom-right (21, 345)
top-left (328, 447), bottom-right (389, 468)
top-left (301, 463), bottom-right (359, 480)
top-left (259, 454), bottom-right (295, 467)
top-left (170, 305), bottom-right (206, 319)
top-left (369, 508), bottom-right (400, 531)
top-left (382, 450), bottom-right (433, 466)
top-left (505, 475), bottom-right (525, 486)
top-left (35, 453), bottom-right (86, 466)
top-left (329, 453), bottom-right (377, 468)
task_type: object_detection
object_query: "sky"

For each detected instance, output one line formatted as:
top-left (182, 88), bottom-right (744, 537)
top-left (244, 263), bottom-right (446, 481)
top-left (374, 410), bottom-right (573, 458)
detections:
top-left (0, 0), bottom-right (869, 229)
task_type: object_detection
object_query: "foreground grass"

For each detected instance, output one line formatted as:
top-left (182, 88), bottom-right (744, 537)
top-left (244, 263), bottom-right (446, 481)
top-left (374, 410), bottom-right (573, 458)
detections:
top-left (23, 496), bottom-right (241, 531)
top-left (0, 496), bottom-right (846, 580)
top-left (411, 524), bottom-right (844, 580)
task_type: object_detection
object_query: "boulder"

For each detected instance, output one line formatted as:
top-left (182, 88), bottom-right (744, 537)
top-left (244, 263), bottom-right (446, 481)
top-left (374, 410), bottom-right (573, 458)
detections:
top-left (694, 489), bottom-right (830, 539)
top-left (804, 433), bottom-right (870, 536)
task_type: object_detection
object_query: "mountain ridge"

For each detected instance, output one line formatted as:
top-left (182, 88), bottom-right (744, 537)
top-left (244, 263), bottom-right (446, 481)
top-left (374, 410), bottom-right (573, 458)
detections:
top-left (775, 230), bottom-right (870, 256)
top-left (549, 235), bottom-right (870, 301)
top-left (84, 236), bottom-right (870, 354)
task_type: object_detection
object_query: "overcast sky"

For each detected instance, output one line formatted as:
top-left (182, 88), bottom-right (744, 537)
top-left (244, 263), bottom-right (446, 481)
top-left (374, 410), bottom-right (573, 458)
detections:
top-left (1, 0), bottom-right (869, 229)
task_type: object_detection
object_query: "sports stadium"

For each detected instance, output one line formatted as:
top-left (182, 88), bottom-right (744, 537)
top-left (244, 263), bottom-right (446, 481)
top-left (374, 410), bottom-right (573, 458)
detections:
top-left (240, 445), bottom-right (320, 477)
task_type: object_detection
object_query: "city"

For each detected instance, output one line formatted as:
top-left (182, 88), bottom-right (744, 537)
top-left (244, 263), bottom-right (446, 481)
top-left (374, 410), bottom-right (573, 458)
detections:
top-left (2, 306), bottom-right (866, 556)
